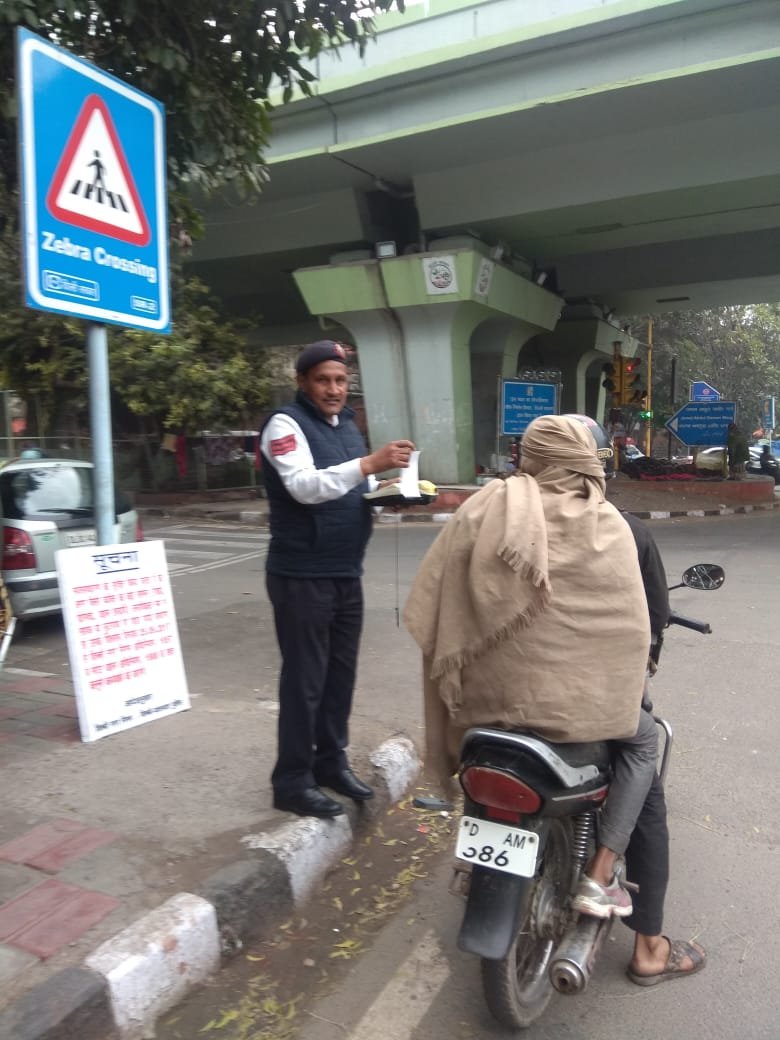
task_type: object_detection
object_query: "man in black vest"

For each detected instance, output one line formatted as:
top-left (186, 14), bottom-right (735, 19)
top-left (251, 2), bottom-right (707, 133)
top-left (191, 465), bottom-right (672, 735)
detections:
top-left (261, 340), bottom-right (415, 818)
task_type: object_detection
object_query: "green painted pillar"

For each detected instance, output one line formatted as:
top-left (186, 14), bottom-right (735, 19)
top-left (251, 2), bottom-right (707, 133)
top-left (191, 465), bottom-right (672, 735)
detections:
top-left (294, 248), bottom-right (562, 484)
top-left (291, 260), bottom-right (413, 453)
top-left (523, 318), bottom-right (645, 421)
top-left (391, 301), bottom-right (481, 482)
top-left (327, 309), bottom-right (413, 446)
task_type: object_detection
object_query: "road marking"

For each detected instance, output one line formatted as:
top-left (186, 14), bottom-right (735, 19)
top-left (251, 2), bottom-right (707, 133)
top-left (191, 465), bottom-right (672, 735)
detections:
top-left (347, 930), bottom-right (450, 1040)
top-left (160, 537), bottom-right (266, 550)
top-left (170, 550), bottom-right (266, 577)
top-left (142, 523), bottom-right (268, 576)
top-left (156, 547), bottom-right (236, 559)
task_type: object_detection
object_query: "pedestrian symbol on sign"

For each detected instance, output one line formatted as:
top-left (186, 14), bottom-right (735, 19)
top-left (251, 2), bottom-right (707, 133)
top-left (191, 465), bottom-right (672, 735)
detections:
top-left (85, 150), bottom-right (108, 196)
top-left (46, 94), bottom-right (151, 246)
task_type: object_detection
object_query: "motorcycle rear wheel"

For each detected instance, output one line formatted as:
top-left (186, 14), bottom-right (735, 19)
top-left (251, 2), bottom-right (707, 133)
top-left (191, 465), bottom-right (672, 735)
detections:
top-left (480, 818), bottom-right (573, 1029)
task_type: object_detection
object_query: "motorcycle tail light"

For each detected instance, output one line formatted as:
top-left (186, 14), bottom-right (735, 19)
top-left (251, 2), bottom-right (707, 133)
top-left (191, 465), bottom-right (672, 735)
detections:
top-left (461, 766), bottom-right (542, 815)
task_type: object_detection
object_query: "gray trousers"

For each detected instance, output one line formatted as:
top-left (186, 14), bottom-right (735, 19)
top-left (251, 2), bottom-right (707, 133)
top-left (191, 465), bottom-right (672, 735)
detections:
top-left (599, 707), bottom-right (658, 856)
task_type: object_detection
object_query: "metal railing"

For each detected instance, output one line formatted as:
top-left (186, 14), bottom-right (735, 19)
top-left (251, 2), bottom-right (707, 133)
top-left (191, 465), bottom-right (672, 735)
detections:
top-left (0, 436), bottom-right (261, 495)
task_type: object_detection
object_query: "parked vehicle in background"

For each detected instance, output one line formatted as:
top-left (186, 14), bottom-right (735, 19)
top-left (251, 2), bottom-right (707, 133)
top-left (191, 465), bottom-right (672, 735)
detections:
top-left (693, 446), bottom-right (727, 473)
top-left (674, 445), bottom-right (780, 480)
top-left (620, 444), bottom-right (645, 463)
top-left (0, 457), bottom-right (142, 620)
top-left (747, 445), bottom-right (780, 483)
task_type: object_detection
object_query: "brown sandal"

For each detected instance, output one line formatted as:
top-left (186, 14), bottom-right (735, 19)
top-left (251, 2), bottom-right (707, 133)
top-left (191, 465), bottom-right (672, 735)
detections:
top-left (627, 937), bottom-right (706, 987)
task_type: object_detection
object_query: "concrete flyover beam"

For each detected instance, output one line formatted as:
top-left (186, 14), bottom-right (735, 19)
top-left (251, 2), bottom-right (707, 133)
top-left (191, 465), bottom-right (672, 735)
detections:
top-left (272, 0), bottom-right (779, 158)
top-left (187, 0), bottom-right (780, 334)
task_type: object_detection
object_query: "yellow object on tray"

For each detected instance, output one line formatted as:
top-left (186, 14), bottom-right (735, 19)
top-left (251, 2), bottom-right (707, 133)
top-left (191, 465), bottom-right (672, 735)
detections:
top-left (363, 479), bottom-right (438, 505)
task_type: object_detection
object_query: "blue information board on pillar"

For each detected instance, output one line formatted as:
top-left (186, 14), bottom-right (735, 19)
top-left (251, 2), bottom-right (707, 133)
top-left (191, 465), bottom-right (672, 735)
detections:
top-left (17, 28), bottom-right (170, 332)
top-left (501, 381), bottom-right (558, 435)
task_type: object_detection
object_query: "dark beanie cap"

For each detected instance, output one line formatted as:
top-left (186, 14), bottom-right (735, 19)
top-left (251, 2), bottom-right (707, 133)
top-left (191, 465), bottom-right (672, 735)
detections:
top-left (295, 340), bottom-right (348, 375)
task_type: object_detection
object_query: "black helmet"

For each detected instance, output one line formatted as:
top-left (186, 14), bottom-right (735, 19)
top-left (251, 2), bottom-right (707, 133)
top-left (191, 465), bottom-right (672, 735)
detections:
top-left (561, 414), bottom-right (615, 477)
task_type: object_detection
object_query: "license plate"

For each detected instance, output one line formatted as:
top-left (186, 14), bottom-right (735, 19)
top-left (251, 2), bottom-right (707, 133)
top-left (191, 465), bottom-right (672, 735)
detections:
top-left (65, 530), bottom-right (96, 547)
top-left (455, 816), bottom-right (539, 877)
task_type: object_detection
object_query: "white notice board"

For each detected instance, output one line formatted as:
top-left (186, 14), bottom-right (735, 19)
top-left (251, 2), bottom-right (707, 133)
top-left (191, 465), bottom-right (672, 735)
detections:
top-left (56, 540), bottom-right (189, 742)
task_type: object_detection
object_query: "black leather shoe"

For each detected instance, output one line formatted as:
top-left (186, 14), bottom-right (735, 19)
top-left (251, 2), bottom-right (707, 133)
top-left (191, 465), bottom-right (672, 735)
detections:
top-left (273, 787), bottom-right (345, 818)
top-left (315, 768), bottom-right (374, 801)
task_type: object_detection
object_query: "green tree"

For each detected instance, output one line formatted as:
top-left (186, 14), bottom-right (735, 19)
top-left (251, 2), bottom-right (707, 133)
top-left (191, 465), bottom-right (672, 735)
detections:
top-left (1, 1), bottom-right (403, 204)
top-left (0, 255), bottom-right (271, 438)
top-left (642, 306), bottom-right (780, 435)
top-left (0, 1), bottom-right (403, 432)
top-left (109, 275), bottom-right (270, 437)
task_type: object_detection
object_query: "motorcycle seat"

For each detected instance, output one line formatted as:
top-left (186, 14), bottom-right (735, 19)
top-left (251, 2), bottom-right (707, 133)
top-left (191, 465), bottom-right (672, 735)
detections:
top-left (461, 727), bottom-right (611, 789)
top-left (542, 738), bottom-right (612, 771)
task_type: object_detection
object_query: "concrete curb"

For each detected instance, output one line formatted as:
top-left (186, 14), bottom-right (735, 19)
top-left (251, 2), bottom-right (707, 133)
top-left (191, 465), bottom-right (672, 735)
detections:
top-left (0, 736), bottom-right (422, 1040)
top-left (627, 500), bottom-right (780, 520)
top-left (140, 498), bottom-right (780, 527)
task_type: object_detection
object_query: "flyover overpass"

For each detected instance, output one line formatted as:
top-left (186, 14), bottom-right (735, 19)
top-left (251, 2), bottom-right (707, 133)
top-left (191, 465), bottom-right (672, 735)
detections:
top-left (190, 0), bottom-right (780, 482)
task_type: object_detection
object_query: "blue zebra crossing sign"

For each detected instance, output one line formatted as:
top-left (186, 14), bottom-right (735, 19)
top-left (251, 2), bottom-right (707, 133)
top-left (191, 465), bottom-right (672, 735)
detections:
top-left (17, 28), bottom-right (170, 331)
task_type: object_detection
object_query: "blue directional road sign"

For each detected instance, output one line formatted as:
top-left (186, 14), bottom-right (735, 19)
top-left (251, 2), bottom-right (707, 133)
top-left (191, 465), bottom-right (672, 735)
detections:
top-left (690, 381), bottom-right (721, 403)
top-left (665, 401), bottom-right (736, 446)
top-left (762, 396), bottom-right (776, 431)
top-left (17, 29), bottom-right (170, 332)
top-left (501, 381), bottom-right (557, 435)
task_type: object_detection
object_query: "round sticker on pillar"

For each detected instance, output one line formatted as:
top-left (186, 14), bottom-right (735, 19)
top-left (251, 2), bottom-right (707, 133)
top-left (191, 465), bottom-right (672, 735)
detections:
top-left (423, 255), bottom-right (459, 295)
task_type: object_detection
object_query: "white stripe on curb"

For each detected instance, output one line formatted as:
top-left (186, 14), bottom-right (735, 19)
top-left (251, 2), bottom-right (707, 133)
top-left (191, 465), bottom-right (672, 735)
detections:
top-left (371, 736), bottom-right (422, 803)
top-left (85, 893), bottom-right (220, 1040)
top-left (77, 737), bottom-right (420, 1039)
top-left (241, 815), bottom-right (353, 907)
top-left (240, 737), bottom-right (421, 906)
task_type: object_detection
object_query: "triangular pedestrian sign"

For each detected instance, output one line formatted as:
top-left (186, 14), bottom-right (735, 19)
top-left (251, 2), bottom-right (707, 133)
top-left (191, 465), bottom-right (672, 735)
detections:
top-left (46, 94), bottom-right (151, 246)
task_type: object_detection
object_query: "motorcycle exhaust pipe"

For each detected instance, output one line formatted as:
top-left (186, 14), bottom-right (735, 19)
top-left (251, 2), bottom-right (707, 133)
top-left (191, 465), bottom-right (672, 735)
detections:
top-left (549, 916), bottom-right (613, 994)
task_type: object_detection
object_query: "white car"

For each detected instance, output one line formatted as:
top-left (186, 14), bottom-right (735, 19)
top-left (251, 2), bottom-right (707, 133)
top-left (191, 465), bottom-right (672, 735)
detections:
top-left (694, 447), bottom-right (726, 472)
top-left (0, 457), bottom-right (142, 620)
top-left (621, 444), bottom-right (645, 462)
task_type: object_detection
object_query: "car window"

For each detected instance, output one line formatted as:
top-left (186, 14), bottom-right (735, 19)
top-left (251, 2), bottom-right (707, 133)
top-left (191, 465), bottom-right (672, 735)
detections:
top-left (0, 466), bottom-right (133, 521)
top-left (0, 465), bottom-right (93, 520)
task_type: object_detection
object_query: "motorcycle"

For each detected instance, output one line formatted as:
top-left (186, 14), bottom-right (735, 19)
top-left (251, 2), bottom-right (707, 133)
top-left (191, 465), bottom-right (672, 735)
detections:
top-left (450, 562), bottom-right (725, 1029)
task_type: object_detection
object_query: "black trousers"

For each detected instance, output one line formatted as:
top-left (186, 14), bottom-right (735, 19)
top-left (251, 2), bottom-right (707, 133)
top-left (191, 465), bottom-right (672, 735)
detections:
top-left (266, 574), bottom-right (363, 797)
top-left (622, 770), bottom-right (669, 936)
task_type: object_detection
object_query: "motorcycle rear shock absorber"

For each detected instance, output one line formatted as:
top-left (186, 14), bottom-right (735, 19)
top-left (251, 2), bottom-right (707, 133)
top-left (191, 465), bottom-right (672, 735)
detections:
top-left (572, 811), bottom-right (595, 879)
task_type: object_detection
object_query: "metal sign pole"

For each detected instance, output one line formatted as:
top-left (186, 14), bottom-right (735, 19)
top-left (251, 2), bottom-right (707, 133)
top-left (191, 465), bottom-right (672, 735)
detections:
top-left (667, 356), bottom-right (677, 458)
top-left (645, 319), bottom-right (653, 456)
top-left (495, 376), bottom-right (503, 474)
top-left (2, 391), bottom-right (12, 457)
top-left (87, 322), bottom-right (116, 545)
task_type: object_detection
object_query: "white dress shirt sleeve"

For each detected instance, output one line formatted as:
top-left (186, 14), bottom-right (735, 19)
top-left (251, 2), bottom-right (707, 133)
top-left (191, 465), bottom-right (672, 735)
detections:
top-left (260, 413), bottom-right (376, 504)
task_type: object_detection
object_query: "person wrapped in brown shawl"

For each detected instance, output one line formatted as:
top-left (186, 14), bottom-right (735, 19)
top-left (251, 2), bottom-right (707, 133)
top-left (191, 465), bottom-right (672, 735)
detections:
top-left (406, 414), bottom-right (708, 975)
top-left (404, 413), bottom-right (650, 784)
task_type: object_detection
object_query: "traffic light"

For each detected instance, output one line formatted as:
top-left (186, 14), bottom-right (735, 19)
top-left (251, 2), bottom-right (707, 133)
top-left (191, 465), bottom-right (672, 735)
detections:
top-left (601, 361), bottom-right (619, 397)
top-left (620, 357), bottom-right (642, 405)
top-left (603, 353), bottom-right (648, 410)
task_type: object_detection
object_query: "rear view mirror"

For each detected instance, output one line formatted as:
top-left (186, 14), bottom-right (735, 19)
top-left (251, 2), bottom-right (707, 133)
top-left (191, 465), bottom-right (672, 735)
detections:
top-left (681, 564), bottom-right (725, 591)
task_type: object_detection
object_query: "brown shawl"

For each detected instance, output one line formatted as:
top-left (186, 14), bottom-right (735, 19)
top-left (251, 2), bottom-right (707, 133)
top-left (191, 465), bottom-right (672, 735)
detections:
top-left (404, 415), bottom-right (650, 784)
